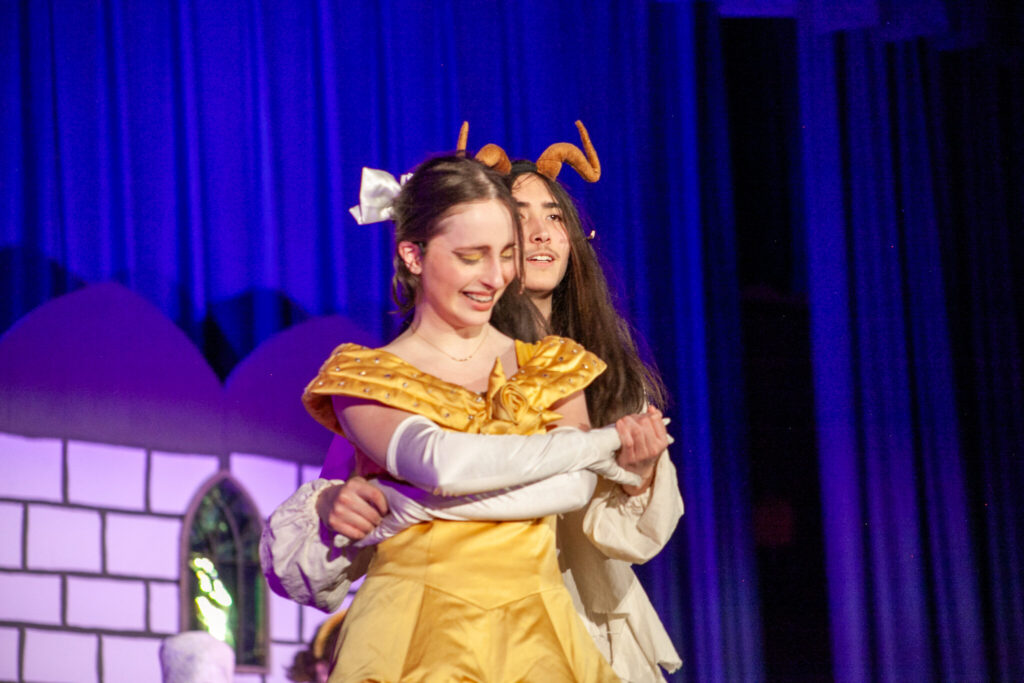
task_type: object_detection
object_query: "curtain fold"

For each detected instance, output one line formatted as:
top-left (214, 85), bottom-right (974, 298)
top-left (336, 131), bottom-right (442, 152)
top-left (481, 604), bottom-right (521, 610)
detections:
top-left (695, 5), bottom-right (764, 682)
top-left (797, 17), bottom-right (991, 682)
top-left (640, 4), bottom-right (764, 680)
top-left (939, 40), bottom-right (1024, 681)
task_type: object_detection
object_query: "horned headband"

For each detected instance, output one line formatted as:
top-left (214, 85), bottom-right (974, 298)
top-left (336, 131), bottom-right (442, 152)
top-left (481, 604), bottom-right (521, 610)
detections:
top-left (349, 121), bottom-right (601, 224)
top-left (456, 120), bottom-right (601, 182)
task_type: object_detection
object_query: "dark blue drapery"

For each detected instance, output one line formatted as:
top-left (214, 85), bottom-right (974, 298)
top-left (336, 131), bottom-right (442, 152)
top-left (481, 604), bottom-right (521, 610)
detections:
top-left (938, 27), bottom-right (1024, 682)
top-left (792, 2), bottom-right (1022, 680)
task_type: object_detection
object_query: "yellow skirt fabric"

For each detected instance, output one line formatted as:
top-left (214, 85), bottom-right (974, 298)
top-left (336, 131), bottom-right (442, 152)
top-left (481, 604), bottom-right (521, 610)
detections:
top-left (329, 518), bottom-right (619, 683)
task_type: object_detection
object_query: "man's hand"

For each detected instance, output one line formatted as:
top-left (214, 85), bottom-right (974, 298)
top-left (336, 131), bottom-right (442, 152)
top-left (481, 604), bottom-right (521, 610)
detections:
top-left (315, 477), bottom-right (389, 541)
top-left (615, 406), bottom-right (670, 496)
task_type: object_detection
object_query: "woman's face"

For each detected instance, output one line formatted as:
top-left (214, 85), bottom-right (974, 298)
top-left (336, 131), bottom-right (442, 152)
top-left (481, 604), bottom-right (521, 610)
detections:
top-left (403, 198), bottom-right (517, 330)
top-left (512, 174), bottom-right (571, 299)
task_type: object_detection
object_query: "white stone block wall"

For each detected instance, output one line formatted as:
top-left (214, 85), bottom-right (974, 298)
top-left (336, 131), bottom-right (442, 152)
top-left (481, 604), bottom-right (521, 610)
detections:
top-left (229, 453), bottom-right (301, 520)
top-left (0, 430), bottom-right (339, 682)
top-left (234, 674), bottom-right (266, 683)
top-left (0, 573), bottom-right (62, 625)
top-left (269, 591), bottom-right (301, 643)
top-left (24, 628), bottom-right (99, 683)
top-left (0, 433), bottom-right (63, 502)
top-left (27, 505), bottom-right (102, 572)
top-left (301, 464), bottom-right (322, 484)
top-left (150, 451), bottom-right (220, 514)
top-left (149, 581), bottom-right (180, 634)
top-left (67, 441), bottom-right (147, 510)
top-left (0, 502), bottom-right (24, 568)
top-left (67, 577), bottom-right (146, 630)
top-left (301, 605), bottom-right (327, 644)
top-left (102, 635), bottom-right (164, 683)
top-left (106, 513), bottom-right (181, 579)
top-left (0, 626), bottom-right (19, 680)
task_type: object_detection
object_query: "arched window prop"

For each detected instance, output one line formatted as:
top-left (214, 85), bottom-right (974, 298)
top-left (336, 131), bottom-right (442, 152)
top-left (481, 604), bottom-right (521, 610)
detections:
top-left (181, 472), bottom-right (268, 671)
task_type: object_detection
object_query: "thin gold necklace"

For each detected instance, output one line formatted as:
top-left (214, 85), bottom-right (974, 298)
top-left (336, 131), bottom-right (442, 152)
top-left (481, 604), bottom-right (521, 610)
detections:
top-left (413, 325), bottom-right (490, 362)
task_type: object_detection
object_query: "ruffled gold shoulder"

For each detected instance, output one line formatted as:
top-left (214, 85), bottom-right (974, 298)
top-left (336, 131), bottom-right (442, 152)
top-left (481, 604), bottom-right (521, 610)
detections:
top-left (510, 335), bottom-right (607, 411)
top-left (302, 336), bottom-right (607, 439)
top-left (302, 343), bottom-right (488, 436)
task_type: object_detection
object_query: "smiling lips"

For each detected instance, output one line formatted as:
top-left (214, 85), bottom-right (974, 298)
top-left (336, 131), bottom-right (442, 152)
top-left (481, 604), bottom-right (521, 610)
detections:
top-left (463, 291), bottom-right (496, 309)
top-left (526, 251), bottom-right (556, 265)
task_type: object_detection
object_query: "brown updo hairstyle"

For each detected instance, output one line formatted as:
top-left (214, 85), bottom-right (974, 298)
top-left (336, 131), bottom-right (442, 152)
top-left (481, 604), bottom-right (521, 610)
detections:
top-left (390, 155), bottom-right (543, 341)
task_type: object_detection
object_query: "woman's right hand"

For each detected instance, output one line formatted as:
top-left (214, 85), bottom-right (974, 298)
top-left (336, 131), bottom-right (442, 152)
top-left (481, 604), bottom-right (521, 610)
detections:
top-left (316, 477), bottom-right (390, 541)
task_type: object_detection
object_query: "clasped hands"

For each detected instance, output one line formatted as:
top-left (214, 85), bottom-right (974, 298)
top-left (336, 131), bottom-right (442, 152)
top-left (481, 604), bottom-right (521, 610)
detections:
top-left (317, 406), bottom-right (671, 542)
top-left (615, 405), bottom-right (670, 496)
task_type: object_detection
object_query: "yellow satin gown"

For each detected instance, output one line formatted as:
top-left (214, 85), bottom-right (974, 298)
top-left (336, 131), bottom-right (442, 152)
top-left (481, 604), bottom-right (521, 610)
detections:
top-left (303, 336), bottom-right (620, 683)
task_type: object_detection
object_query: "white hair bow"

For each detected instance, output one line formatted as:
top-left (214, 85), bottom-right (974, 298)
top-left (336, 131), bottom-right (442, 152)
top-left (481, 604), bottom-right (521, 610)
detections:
top-left (349, 167), bottom-right (412, 224)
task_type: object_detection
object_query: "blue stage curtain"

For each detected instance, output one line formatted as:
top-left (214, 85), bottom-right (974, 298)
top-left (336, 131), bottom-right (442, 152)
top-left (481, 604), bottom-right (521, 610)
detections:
top-left (645, 4), bottom-right (764, 681)
top-left (794, 4), bottom-right (1010, 680)
top-left (939, 35), bottom-right (1024, 682)
top-left (1, 1), bottom-right (765, 680)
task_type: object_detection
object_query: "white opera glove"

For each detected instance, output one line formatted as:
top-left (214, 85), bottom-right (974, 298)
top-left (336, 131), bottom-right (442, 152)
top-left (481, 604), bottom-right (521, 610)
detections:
top-left (385, 415), bottom-right (643, 496)
top-left (354, 471), bottom-right (598, 548)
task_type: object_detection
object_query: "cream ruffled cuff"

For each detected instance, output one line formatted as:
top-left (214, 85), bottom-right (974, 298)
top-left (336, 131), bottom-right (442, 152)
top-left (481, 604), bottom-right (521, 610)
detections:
top-left (259, 478), bottom-right (373, 612)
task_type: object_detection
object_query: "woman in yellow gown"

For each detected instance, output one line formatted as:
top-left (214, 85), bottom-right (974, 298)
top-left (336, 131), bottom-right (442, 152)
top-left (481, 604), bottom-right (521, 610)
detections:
top-left (302, 154), bottom-right (658, 682)
top-left (263, 125), bottom-right (683, 681)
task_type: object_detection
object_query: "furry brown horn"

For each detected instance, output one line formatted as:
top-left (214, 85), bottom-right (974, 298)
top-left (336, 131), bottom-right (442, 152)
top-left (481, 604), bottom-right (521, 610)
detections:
top-left (535, 120), bottom-right (601, 182)
top-left (455, 121), bottom-right (511, 174)
top-left (475, 144), bottom-right (512, 175)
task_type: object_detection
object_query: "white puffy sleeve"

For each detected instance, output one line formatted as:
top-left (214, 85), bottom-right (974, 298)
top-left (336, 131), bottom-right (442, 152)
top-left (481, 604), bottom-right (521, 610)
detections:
top-left (582, 451), bottom-right (684, 563)
top-left (259, 478), bottom-right (373, 612)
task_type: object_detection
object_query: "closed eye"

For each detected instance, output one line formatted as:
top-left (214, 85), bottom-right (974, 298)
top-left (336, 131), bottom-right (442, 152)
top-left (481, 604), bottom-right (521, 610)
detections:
top-left (456, 246), bottom-right (516, 264)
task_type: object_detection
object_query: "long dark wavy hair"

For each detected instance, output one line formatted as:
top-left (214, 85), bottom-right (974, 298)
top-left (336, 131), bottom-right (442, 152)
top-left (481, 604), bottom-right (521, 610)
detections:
top-left (389, 155), bottom-right (543, 341)
top-left (509, 161), bottom-right (667, 426)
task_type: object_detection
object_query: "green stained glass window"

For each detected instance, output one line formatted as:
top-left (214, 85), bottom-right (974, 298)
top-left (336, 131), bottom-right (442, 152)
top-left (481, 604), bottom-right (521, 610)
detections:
top-left (182, 473), bottom-right (267, 671)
